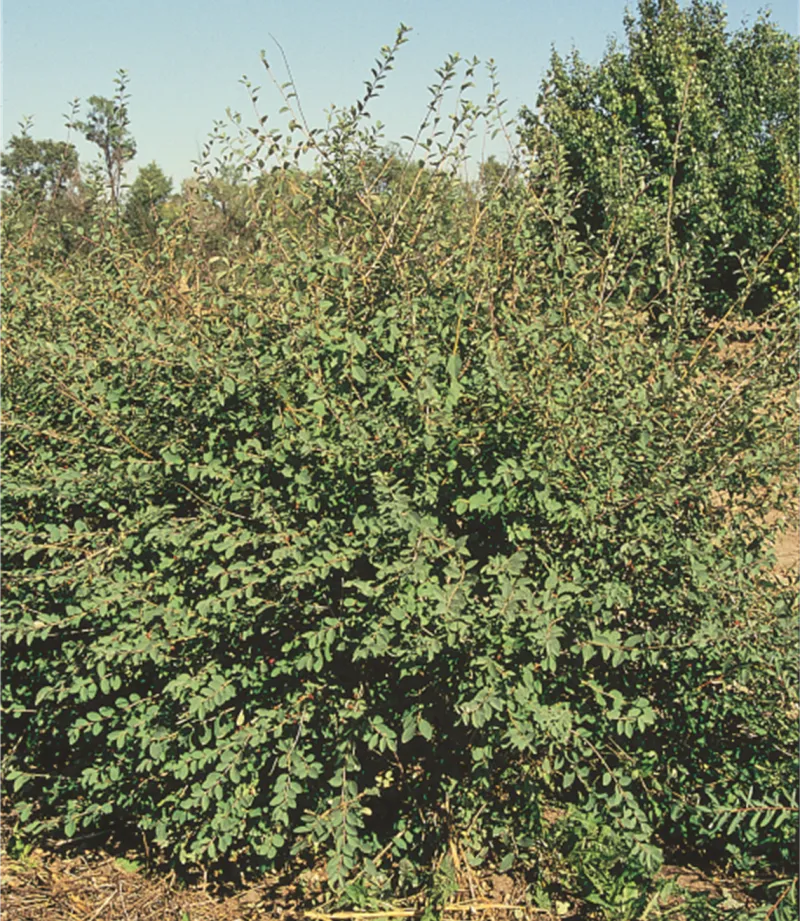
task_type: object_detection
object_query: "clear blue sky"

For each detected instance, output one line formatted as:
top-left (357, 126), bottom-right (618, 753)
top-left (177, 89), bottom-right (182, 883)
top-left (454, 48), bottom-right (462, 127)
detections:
top-left (3, 0), bottom-right (797, 188)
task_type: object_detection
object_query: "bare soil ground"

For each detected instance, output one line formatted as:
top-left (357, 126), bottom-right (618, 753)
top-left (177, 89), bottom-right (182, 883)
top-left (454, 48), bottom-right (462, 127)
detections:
top-left (771, 506), bottom-right (799, 574)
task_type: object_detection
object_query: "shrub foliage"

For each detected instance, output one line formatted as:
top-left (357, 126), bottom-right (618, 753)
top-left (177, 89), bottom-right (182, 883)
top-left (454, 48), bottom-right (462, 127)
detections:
top-left (2, 8), bottom-right (798, 915)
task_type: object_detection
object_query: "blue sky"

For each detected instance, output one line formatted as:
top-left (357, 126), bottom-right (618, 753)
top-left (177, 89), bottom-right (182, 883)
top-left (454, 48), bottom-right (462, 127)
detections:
top-left (3, 0), bottom-right (798, 188)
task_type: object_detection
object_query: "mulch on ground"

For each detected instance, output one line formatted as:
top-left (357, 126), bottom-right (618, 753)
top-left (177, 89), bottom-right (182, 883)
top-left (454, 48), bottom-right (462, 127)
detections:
top-left (0, 843), bottom-right (549, 921)
top-left (1, 847), bottom-right (264, 921)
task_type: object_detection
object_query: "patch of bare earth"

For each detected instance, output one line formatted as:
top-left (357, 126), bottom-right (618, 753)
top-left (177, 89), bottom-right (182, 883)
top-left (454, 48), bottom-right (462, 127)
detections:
top-left (770, 504), bottom-right (799, 574)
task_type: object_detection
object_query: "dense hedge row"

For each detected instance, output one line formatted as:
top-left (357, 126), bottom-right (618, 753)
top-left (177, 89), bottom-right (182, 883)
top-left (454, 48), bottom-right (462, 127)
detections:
top-left (3, 5), bottom-right (798, 918)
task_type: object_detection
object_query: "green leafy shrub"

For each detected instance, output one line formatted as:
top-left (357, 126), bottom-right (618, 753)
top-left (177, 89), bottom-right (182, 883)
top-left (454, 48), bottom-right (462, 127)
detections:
top-left (520, 0), bottom-right (799, 320)
top-left (2, 25), bottom-right (797, 909)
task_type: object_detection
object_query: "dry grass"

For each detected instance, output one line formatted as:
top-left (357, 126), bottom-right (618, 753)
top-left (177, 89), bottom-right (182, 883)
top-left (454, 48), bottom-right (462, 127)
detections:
top-left (0, 836), bottom-right (548, 921)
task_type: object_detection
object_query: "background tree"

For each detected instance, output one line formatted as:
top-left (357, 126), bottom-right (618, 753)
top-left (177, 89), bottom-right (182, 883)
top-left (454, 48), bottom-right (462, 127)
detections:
top-left (519, 0), bottom-right (799, 318)
top-left (1, 119), bottom-right (89, 256)
top-left (70, 70), bottom-right (137, 207)
top-left (124, 161), bottom-right (173, 238)
top-left (477, 154), bottom-right (519, 199)
top-left (1, 123), bottom-right (80, 205)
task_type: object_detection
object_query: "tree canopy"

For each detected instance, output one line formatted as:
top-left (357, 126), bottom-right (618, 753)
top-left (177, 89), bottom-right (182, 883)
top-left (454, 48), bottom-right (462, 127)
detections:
top-left (520, 0), bottom-right (799, 317)
top-left (124, 161), bottom-right (173, 238)
top-left (69, 70), bottom-right (137, 206)
top-left (1, 130), bottom-right (80, 203)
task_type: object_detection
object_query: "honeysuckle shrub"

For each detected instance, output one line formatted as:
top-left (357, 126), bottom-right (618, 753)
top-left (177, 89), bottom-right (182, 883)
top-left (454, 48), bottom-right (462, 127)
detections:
top-left (2, 33), bottom-right (797, 909)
